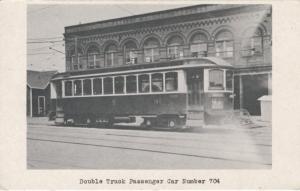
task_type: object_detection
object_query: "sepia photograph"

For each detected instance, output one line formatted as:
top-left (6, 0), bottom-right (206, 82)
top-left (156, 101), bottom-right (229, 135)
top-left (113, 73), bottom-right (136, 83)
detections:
top-left (26, 3), bottom-right (272, 169)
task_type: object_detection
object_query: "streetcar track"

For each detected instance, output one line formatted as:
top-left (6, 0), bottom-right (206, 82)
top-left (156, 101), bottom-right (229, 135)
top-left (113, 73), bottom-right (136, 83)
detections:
top-left (27, 137), bottom-right (271, 166)
top-left (28, 128), bottom-right (271, 146)
top-left (27, 131), bottom-right (271, 156)
top-left (27, 159), bottom-right (84, 168)
top-left (105, 133), bottom-right (271, 146)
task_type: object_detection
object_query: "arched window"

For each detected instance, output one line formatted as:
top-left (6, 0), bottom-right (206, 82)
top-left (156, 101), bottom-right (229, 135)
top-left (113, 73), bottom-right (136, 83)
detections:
top-left (143, 37), bottom-right (160, 63)
top-left (242, 28), bottom-right (263, 56)
top-left (209, 69), bottom-right (224, 90)
top-left (215, 30), bottom-right (234, 57)
top-left (87, 45), bottom-right (101, 69)
top-left (190, 33), bottom-right (208, 57)
top-left (70, 48), bottom-right (84, 70)
top-left (124, 41), bottom-right (138, 65)
top-left (105, 44), bottom-right (118, 67)
top-left (166, 35), bottom-right (184, 59)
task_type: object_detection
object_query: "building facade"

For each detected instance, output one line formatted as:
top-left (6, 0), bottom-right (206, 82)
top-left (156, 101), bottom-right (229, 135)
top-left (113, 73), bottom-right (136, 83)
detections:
top-left (51, 4), bottom-right (272, 126)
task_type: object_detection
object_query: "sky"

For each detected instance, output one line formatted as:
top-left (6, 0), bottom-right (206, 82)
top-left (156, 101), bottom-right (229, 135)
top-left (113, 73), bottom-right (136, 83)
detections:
top-left (27, 3), bottom-right (192, 72)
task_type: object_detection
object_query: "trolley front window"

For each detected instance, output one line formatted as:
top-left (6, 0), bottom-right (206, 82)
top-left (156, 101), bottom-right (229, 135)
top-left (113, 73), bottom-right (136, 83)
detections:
top-left (115, 76), bottom-right (124, 94)
top-left (126, 75), bottom-right (137, 93)
top-left (65, 81), bottom-right (72, 96)
top-left (139, 74), bottom-right (150, 93)
top-left (104, 77), bottom-right (113, 94)
top-left (165, 72), bottom-right (178, 91)
top-left (93, 78), bottom-right (102, 95)
top-left (209, 69), bottom-right (224, 90)
top-left (83, 79), bottom-right (92, 95)
top-left (74, 80), bottom-right (82, 95)
top-left (151, 73), bottom-right (163, 92)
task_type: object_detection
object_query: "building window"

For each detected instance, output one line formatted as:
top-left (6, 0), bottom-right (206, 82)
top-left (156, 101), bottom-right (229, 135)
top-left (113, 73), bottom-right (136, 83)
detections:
top-left (87, 45), bottom-right (101, 69)
top-left (166, 35), bottom-right (184, 59)
top-left (165, 72), bottom-right (178, 91)
top-left (65, 81), bottom-right (72, 96)
top-left (70, 48), bottom-right (84, 70)
top-left (139, 74), bottom-right (150, 93)
top-left (226, 70), bottom-right (233, 90)
top-left (242, 28), bottom-right (263, 56)
top-left (143, 37), bottom-right (160, 63)
top-left (103, 77), bottom-right (113, 94)
top-left (114, 76), bottom-right (124, 94)
top-left (215, 30), bottom-right (234, 57)
top-left (126, 75), bottom-right (137, 93)
top-left (74, 80), bottom-right (82, 95)
top-left (124, 41), bottom-right (138, 65)
top-left (151, 73), bottom-right (163, 92)
top-left (209, 69), bottom-right (224, 90)
top-left (93, 78), bottom-right (102, 95)
top-left (190, 33), bottom-right (208, 57)
top-left (83, 79), bottom-right (92, 95)
top-left (105, 44), bottom-right (118, 67)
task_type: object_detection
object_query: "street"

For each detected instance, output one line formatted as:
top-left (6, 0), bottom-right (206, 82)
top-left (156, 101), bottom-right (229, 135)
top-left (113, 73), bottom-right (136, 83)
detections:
top-left (27, 122), bottom-right (271, 169)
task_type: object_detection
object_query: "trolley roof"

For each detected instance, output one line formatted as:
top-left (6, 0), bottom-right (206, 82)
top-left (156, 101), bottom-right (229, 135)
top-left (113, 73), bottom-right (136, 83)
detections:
top-left (52, 57), bottom-right (233, 80)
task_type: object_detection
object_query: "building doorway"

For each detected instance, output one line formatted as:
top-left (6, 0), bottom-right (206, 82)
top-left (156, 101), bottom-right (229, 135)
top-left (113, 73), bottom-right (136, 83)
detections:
top-left (238, 74), bottom-right (268, 115)
top-left (186, 69), bottom-right (204, 111)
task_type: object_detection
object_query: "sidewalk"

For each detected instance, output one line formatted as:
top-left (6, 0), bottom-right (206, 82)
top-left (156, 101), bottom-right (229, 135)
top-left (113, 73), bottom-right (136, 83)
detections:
top-left (204, 116), bottom-right (271, 133)
top-left (27, 117), bottom-right (55, 126)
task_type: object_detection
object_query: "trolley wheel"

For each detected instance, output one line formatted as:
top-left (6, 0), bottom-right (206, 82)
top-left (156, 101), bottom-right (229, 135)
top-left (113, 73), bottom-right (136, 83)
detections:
top-left (141, 119), bottom-right (152, 128)
top-left (168, 119), bottom-right (176, 129)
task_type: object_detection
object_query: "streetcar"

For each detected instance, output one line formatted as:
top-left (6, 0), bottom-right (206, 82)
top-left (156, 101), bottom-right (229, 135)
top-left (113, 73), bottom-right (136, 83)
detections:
top-left (50, 57), bottom-right (234, 129)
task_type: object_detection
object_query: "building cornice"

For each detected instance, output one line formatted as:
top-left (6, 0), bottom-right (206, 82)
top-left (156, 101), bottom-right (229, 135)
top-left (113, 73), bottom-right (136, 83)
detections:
top-left (66, 9), bottom-right (269, 47)
top-left (65, 4), bottom-right (270, 35)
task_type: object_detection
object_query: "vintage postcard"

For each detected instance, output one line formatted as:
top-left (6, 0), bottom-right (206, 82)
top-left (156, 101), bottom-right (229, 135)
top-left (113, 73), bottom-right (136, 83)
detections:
top-left (0, 0), bottom-right (299, 189)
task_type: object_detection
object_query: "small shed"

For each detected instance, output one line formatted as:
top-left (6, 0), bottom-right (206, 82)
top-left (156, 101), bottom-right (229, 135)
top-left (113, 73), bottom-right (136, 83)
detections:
top-left (27, 70), bottom-right (57, 117)
top-left (258, 95), bottom-right (272, 122)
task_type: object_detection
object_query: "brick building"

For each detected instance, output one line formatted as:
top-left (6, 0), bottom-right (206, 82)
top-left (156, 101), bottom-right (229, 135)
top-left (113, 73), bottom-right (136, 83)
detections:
top-left (51, 4), bottom-right (272, 126)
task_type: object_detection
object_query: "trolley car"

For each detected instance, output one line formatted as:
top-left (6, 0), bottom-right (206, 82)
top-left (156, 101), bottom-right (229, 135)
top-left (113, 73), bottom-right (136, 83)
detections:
top-left (51, 57), bottom-right (234, 129)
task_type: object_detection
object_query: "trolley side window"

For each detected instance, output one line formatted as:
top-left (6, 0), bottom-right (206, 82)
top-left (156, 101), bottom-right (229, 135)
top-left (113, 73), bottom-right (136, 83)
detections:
top-left (226, 70), bottom-right (233, 90)
top-left (165, 72), bottom-right (178, 91)
top-left (74, 80), bottom-right (82, 95)
top-left (126, 75), bottom-right (137, 93)
top-left (65, 81), bottom-right (72, 96)
top-left (209, 69), bottom-right (224, 90)
top-left (104, 77), bottom-right (113, 94)
top-left (93, 78), bottom-right (102, 95)
top-left (139, 74), bottom-right (150, 93)
top-left (83, 79), bottom-right (92, 95)
top-left (115, 76), bottom-right (124, 94)
top-left (151, 73), bottom-right (163, 92)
